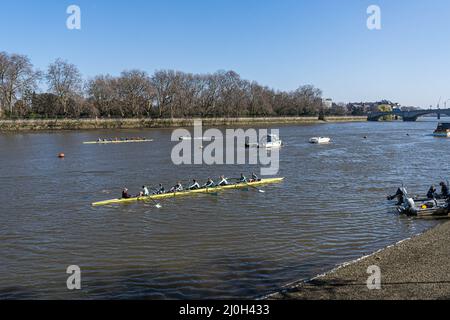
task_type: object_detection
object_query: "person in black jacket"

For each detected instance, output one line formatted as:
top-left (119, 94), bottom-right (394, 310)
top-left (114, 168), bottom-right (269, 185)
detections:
top-left (440, 182), bottom-right (449, 198)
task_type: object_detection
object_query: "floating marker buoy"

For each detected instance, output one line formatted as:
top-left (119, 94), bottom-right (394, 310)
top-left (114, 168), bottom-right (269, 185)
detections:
top-left (58, 153), bottom-right (65, 158)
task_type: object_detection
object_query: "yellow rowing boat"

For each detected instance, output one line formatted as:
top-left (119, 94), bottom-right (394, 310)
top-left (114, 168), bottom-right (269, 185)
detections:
top-left (83, 139), bottom-right (153, 145)
top-left (92, 178), bottom-right (284, 206)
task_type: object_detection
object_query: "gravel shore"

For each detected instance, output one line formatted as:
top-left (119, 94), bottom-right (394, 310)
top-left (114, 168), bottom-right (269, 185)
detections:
top-left (267, 221), bottom-right (450, 300)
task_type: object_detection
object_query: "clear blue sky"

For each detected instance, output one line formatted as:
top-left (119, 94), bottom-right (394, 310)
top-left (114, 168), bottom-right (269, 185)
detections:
top-left (1, 0), bottom-right (450, 107)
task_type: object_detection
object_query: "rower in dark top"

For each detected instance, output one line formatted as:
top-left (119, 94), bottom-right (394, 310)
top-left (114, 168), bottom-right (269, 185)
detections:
top-left (250, 172), bottom-right (259, 182)
top-left (203, 178), bottom-right (215, 188)
top-left (170, 181), bottom-right (183, 192)
top-left (189, 179), bottom-right (200, 190)
top-left (440, 182), bottom-right (449, 198)
top-left (239, 173), bottom-right (248, 183)
top-left (427, 185), bottom-right (437, 199)
top-left (122, 188), bottom-right (132, 199)
top-left (154, 184), bottom-right (165, 194)
top-left (217, 175), bottom-right (229, 186)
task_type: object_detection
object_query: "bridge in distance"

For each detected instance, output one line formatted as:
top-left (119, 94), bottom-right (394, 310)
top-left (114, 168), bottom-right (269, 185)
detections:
top-left (367, 109), bottom-right (450, 122)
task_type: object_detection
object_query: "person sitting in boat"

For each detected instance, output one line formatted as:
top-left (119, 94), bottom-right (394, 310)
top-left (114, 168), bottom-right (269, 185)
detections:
top-left (239, 173), bottom-right (248, 183)
top-left (203, 178), bottom-right (215, 188)
top-left (139, 185), bottom-right (150, 197)
top-left (189, 179), bottom-right (200, 190)
top-left (122, 188), bottom-right (132, 199)
top-left (154, 184), bottom-right (165, 194)
top-left (427, 185), bottom-right (437, 199)
top-left (250, 172), bottom-right (259, 182)
top-left (440, 182), bottom-right (449, 198)
top-left (218, 176), bottom-right (229, 186)
top-left (170, 181), bottom-right (183, 192)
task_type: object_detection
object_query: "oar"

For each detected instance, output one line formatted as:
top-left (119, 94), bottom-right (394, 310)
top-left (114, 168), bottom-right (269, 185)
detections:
top-left (244, 182), bottom-right (265, 193)
top-left (145, 188), bottom-right (162, 208)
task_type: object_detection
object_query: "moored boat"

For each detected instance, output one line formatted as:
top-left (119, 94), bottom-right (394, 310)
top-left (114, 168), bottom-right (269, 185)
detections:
top-left (92, 177), bottom-right (285, 206)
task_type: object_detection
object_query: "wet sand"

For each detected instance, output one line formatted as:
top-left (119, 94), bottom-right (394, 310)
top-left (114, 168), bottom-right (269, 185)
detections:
top-left (268, 221), bottom-right (450, 300)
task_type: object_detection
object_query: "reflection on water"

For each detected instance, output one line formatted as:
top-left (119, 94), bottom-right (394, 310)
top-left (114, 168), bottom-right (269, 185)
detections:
top-left (0, 118), bottom-right (448, 299)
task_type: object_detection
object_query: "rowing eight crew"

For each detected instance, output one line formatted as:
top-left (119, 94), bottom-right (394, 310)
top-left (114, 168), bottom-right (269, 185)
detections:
top-left (121, 173), bottom-right (260, 199)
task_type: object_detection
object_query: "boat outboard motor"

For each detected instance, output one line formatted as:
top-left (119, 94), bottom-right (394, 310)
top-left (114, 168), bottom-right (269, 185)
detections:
top-left (405, 198), bottom-right (418, 215)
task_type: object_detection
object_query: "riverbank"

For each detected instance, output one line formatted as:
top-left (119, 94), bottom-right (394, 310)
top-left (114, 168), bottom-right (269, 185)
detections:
top-left (267, 221), bottom-right (450, 300)
top-left (0, 116), bottom-right (366, 131)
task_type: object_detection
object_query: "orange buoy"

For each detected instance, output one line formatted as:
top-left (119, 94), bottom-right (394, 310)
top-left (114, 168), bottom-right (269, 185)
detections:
top-left (58, 153), bottom-right (65, 158)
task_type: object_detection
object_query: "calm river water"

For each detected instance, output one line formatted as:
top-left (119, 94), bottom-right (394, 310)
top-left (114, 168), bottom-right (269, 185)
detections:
top-left (0, 119), bottom-right (448, 299)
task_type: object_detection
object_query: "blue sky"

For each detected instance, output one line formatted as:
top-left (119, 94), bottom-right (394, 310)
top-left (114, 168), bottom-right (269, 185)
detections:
top-left (1, 0), bottom-right (450, 107)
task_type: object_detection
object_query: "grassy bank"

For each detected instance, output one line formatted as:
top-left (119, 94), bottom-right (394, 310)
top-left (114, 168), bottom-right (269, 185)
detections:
top-left (0, 116), bottom-right (366, 131)
top-left (267, 220), bottom-right (450, 300)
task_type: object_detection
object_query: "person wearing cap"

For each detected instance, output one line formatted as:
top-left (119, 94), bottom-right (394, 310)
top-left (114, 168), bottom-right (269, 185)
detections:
top-left (122, 188), bottom-right (132, 199)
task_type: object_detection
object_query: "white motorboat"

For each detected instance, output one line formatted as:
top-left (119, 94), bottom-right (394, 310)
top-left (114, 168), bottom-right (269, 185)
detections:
top-left (245, 134), bottom-right (282, 149)
top-left (309, 137), bottom-right (331, 144)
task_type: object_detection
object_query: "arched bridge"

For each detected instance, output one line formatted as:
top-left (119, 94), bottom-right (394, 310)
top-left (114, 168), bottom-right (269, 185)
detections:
top-left (367, 109), bottom-right (450, 122)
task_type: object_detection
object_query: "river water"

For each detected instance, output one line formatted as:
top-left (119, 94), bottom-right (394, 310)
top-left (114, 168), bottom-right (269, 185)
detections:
top-left (0, 118), bottom-right (448, 299)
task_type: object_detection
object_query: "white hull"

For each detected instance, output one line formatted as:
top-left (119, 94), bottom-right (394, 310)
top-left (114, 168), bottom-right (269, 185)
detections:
top-left (178, 136), bottom-right (214, 141)
top-left (309, 137), bottom-right (331, 144)
top-left (262, 141), bottom-right (282, 148)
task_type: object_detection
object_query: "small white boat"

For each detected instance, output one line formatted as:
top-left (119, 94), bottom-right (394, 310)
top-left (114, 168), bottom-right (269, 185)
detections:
top-left (432, 123), bottom-right (450, 137)
top-left (178, 136), bottom-right (214, 141)
top-left (245, 134), bottom-right (282, 149)
top-left (261, 134), bottom-right (282, 148)
top-left (309, 137), bottom-right (331, 144)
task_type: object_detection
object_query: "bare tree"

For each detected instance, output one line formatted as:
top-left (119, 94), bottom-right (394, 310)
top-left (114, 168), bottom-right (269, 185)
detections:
top-left (46, 59), bottom-right (82, 116)
top-left (0, 52), bottom-right (40, 117)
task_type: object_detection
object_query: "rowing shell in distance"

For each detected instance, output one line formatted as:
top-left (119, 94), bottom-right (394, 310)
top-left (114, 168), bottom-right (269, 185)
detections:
top-left (92, 177), bottom-right (285, 206)
top-left (83, 139), bottom-right (154, 145)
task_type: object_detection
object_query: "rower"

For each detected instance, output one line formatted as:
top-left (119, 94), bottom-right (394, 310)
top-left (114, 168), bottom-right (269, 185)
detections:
top-left (440, 182), bottom-right (449, 198)
top-left (189, 179), bottom-right (200, 190)
top-left (250, 172), bottom-right (259, 182)
top-left (239, 173), bottom-right (248, 183)
top-left (203, 178), bottom-right (215, 188)
top-left (427, 185), bottom-right (437, 199)
top-left (217, 175), bottom-right (229, 186)
top-left (122, 188), bottom-right (132, 199)
top-left (140, 185), bottom-right (150, 197)
top-left (154, 183), bottom-right (165, 194)
top-left (170, 181), bottom-right (183, 192)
